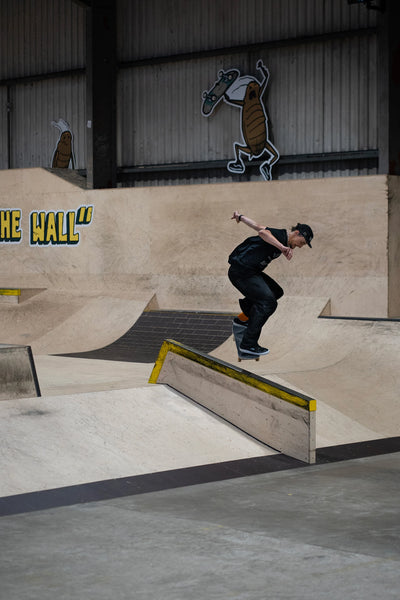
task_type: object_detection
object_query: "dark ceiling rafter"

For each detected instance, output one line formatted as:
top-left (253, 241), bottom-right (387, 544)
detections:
top-left (0, 26), bottom-right (376, 89)
top-left (119, 27), bottom-right (376, 69)
top-left (71, 0), bottom-right (91, 8)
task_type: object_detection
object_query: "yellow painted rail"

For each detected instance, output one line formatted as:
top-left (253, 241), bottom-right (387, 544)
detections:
top-left (149, 339), bottom-right (316, 412)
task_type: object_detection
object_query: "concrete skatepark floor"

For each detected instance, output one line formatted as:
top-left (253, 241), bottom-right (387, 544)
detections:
top-left (1, 309), bottom-right (400, 599)
top-left (1, 453), bottom-right (400, 600)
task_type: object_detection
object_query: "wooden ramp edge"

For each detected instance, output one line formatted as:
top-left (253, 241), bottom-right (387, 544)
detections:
top-left (0, 344), bottom-right (41, 400)
top-left (149, 340), bottom-right (316, 464)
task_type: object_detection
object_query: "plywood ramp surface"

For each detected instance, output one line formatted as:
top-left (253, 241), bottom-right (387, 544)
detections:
top-left (0, 386), bottom-right (275, 498)
top-left (211, 297), bottom-right (400, 445)
top-left (0, 291), bottom-right (155, 354)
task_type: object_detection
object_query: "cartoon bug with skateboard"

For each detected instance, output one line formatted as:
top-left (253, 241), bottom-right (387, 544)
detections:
top-left (201, 60), bottom-right (279, 181)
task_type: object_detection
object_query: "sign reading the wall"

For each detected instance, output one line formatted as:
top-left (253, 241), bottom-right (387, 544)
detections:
top-left (0, 206), bottom-right (93, 246)
top-left (202, 60), bottom-right (279, 181)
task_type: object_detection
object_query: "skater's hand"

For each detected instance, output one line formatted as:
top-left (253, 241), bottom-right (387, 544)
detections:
top-left (282, 246), bottom-right (293, 260)
top-left (231, 211), bottom-right (242, 223)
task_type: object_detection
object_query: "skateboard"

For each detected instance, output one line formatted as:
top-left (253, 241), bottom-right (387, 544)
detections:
top-left (232, 320), bottom-right (260, 362)
top-left (201, 69), bottom-right (240, 116)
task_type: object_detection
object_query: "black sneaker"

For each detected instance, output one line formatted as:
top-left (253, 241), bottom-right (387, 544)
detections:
top-left (239, 343), bottom-right (269, 356)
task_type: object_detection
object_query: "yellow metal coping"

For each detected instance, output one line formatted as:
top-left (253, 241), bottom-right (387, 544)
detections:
top-left (0, 288), bottom-right (21, 296)
top-left (149, 339), bottom-right (317, 412)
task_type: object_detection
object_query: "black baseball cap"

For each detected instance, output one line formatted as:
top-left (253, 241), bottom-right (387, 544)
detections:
top-left (296, 223), bottom-right (313, 247)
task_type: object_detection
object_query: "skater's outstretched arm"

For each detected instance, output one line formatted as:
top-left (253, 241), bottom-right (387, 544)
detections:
top-left (231, 211), bottom-right (293, 260)
top-left (231, 210), bottom-right (264, 231)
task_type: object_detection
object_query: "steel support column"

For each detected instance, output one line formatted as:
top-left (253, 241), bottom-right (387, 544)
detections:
top-left (378, 0), bottom-right (400, 175)
top-left (86, 0), bottom-right (117, 188)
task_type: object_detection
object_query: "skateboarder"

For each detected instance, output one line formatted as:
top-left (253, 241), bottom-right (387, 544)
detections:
top-left (229, 211), bottom-right (313, 357)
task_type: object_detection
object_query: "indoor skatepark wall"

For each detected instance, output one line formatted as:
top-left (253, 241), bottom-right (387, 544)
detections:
top-left (0, 168), bottom-right (399, 353)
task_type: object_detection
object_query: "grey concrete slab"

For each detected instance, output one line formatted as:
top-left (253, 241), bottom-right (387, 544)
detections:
top-left (0, 452), bottom-right (399, 600)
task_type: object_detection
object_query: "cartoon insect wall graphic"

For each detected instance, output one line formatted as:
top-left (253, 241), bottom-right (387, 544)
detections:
top-left (202, 60), bottom-right (279, 181)
top-left (51, 118), bottom-right (75, 168)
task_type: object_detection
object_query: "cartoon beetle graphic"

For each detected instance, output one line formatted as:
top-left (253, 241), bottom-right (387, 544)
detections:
top-left (51, 118), bottom-right (75, 168)
top-left (202, 60), bottom-right (279, 181)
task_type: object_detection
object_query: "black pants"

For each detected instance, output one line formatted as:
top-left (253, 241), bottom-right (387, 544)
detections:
top-left (228, 267), bottom-right (284, 346)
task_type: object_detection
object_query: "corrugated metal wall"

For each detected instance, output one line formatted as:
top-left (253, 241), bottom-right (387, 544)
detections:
top-left (117, 0), bottom-right (379, 184)
top-left (117, 0), bottom-right (375, 60)
top-left (0, 0), bottom-right (85, 78)
top-left (0, 0), bottom-right (379, 183)
top-left (118, 34), bottom-right (377, 163)
top-left (0, 0), bottom-right (86, 170)
top-left (11, 75), bottom-right (86, 169)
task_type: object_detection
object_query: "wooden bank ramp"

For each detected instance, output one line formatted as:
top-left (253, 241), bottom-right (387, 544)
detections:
top-left (0, 344), bottom-right (41, 400)
top-left (150, 340), bottom-right (317, 464)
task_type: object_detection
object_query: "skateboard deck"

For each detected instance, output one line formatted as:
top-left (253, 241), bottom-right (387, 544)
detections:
top-left (232, 320), bottom-right (260, 362)
top-left (201, 69), bottom-right (239, 116)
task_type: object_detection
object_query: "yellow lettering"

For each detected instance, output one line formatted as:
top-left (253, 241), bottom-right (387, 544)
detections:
top-left (30, 212), bottom-right (46, 244)
top-left (57, 212), bottom-right (68, 243)
top-left (11, 210), bottom-right (21, 241)
top-left (77, 206), bottom-right (85, 224)
top-left (45, 212), bottom-right (57, 244)
top-left (28, 207), bottom-right (92, 245)
top-left (0, 211), bottom-right (11, 239)
top-left (76, 205), bottom-right (93, 225)
top-left (86, 205), bottom-right (93, 223)
top-left (68, 211), bottom-right (79, 243)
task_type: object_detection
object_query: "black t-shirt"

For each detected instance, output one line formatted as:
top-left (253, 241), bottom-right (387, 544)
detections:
top-left (228, 227), bottom-right (288, 274)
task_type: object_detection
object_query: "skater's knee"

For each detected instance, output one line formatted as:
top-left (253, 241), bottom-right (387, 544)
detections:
top-left (260, 273), bottom-right (284, 300)
top-left (258, 297), bottom-right (278, 315)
